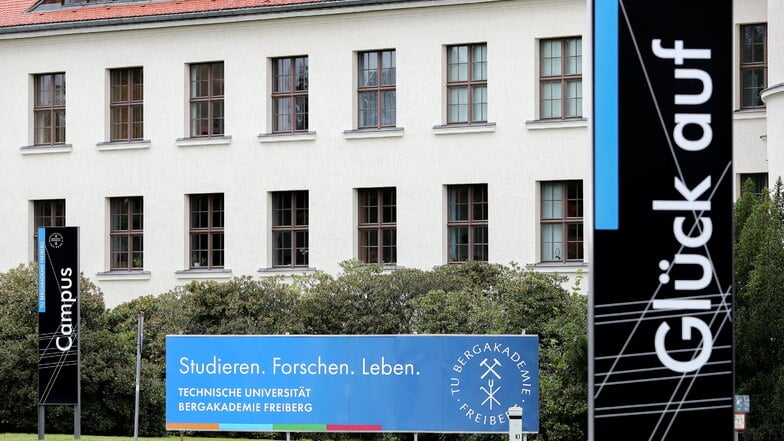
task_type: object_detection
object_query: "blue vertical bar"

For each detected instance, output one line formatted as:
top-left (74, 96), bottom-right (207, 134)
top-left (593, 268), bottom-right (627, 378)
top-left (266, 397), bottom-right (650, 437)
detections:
top-left (594, 0), bottom-right (619, 230)
top-left (37, 227), bottom-right (46, 312)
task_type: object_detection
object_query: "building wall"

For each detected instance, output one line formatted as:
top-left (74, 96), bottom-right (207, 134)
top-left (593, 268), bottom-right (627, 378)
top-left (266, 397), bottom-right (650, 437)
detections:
top-left (0, 0), bottom-right (590, 307)
top-left (0, 0), bottom-right (775, 307)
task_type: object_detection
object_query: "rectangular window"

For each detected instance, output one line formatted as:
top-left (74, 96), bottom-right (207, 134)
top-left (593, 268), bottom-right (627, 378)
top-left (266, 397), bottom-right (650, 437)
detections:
top-left (190, 62), bottom-right (224, 137)
top-left (110, 67), bottom-right (143, 141)
top-left (272, 191), bottom-right (309, 267)
top-left (358, 188), bottom-right (396, 265)
top-left (272, 56), bottom-right (309, 133)
top-left (33, 199), bottom-right (66, 260)
top-left (34, 73), bottom-right (66, 145)
top-left (740, 24), bottom-right (767, 109)
top-left (358, 50), bottom-right (396, 128)
top-left (541, 181), bottom-right (583, 262)
top-left (540, 37), bottom-right (582, 119)
top-left (447, 184), bottom-right (488, 263)
top-left (189, 193), bottom-right (224, 269)
top-left (740, 173), bottom-right (768, 196)
top-left (110, 197), bottom-right (143, 270)
top-left (447, 44), bottom-right (487, 124)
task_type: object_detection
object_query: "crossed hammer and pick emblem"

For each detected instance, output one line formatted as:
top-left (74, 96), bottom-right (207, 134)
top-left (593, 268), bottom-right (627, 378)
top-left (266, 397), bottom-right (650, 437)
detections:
top-left (479, 358), bottom-right (502, 410)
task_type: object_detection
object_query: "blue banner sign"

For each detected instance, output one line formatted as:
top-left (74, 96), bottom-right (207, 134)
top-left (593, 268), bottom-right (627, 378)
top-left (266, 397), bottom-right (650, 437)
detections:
top-left (166, 335), bottom-right (539, 433)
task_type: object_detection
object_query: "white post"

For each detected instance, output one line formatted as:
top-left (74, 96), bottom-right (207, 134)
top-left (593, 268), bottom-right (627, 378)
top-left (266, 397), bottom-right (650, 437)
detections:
top-left (508, 405), bottom-right (523, 441)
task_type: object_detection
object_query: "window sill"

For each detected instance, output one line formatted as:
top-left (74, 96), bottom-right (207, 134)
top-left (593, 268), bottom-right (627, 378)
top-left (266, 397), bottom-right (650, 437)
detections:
top-left (532, 261), bottom-right (588, 272)
top-left (95, 270), bottom-right (151, 281)
top-left (96, 140), bottom-right (151, 151)
top-left (733, 108), bottom-right (766, 120)
top-left (20, 144), bottom-right (73, 155)
top-left (175, 135), bottom-right (232, 148)
top-left (258, 131), bottom-right (317, 143)
top-left (343, 127), bottom-right (404, 139)
top-left (525, 118), bottom-right (587, 130)
top-left (432, 122), bottom-right (496, 135)
top-left (175, 268), bottom-right (233, 279)
top-left (258, 267), bottom-right (318, 277)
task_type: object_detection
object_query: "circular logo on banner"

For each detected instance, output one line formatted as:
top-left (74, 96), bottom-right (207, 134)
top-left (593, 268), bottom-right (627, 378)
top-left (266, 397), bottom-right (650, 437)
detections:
top-left (48, 232), bottom-right (64, 249)
top-left (449, 341), bottom-right (533, 429)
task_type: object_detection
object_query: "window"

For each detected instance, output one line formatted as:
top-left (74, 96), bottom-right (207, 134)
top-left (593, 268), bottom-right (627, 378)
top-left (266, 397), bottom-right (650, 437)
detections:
top-left (447, 184), bottom-right (488, 263)
top-left (110, 67), bottom-right (143, 141)
top-left (447, 44), bottom-right (487, 124)
top-left (272, 56), bottom-right (309, 133)
top-left (33, 199), bottom-right (65, 259)
top-left (540, 37), bottom-right (582, 119)
top-left (110, 197), bottom-right (143, 270)
top-left (358, 50), bottom-right (396, 128)
top-left (740, 24), bottom-right (766, 109)
top-left (33, 73), bottom-right (66, 145)
top-left (358, 188), bottom-right (396, 264)
top-left (190, 62), bottom-right (224, 137)
top-left (541, 181), bottom-right (583, 262)
top-left (740, 173), bottom-right (768, 196)
top-left (271, 191), bottom-right (308, 267)
top-left (189, 194), bottom-right (224, 269)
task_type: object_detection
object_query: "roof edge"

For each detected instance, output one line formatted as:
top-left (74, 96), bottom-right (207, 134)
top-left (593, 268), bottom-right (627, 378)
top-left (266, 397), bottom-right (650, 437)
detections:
top-left (0, 0), bottom-right (432, 35)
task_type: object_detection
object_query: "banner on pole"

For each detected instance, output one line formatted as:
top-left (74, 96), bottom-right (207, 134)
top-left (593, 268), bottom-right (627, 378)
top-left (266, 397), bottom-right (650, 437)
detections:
top-left (592, 1), bottom-right (733, 439)
top-left (38, 226), bottom-right (80, 405)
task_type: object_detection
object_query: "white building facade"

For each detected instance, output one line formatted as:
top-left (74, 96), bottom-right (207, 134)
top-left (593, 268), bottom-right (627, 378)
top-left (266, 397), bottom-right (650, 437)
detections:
top-left (0, 0), bottom-right (777, 308)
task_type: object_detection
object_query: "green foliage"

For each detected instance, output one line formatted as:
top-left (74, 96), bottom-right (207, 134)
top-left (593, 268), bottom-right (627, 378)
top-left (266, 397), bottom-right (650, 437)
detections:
top-left (734, 179), bottom-right (784, 441)
top-left (0, 261), bottom-right (587, 440)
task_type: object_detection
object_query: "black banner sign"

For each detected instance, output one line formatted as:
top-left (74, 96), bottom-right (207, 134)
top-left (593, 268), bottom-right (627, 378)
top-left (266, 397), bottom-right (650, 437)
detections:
top-left (592, 1), bottom-right (733, 440)
top-left (38, 226), bottom-right (80, 405)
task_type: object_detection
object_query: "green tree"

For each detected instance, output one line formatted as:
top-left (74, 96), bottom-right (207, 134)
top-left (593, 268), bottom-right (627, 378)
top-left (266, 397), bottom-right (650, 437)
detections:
top-left (735, 180), bottom-right (784, 440)
top-left (0, 263), bottom-right (105, 434)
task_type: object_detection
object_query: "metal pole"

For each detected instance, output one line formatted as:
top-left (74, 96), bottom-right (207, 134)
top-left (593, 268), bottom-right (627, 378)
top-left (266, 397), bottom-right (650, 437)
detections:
top-left (133, 312), bottom-right (144, 441)
top-left (38, 405), bottom-right (45, 440)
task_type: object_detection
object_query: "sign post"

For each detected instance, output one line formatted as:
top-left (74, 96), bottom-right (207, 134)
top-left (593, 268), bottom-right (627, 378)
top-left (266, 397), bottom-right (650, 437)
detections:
top-left (591, 1), bottom-right (734, 439)
top-left (507, 406), bottom-right (522, 441)
top-left (37, 226), bottom-right (81, 439)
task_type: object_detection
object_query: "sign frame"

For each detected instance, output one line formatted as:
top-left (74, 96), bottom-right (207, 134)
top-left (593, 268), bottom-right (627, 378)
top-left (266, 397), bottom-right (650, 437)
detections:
top-left (166, 334), bottom-right (539, 434)
top-left (591, 1), bottom-right (734, 439)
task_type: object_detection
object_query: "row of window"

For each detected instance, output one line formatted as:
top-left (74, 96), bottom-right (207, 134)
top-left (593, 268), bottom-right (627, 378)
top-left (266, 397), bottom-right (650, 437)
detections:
top-left (31, 38), bottom-right (583, 146)
top-left (30, 22), bottom-right (769, 147)
top-left (31, 182), bottom-right (584, 271)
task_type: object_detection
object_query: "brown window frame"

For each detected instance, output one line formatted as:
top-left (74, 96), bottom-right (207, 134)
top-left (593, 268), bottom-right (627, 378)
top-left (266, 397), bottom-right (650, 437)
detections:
top-left (271, 191), bottom-right (309, 268)
top-left (33, 72), bottom-right (66, 146)
top-left (447, 184), bottom-right (488, 263)
top-left (446, 43), bottom-right (487, 124)
top-left (272, 56), bottom-right (309, 133)
top-left (740, 173), bottom-right (768, 197)
top-left (110, 197), bottom-right (144, 270)
top-left (189, 193), bottom-right (224, 269)
top-left (357, 50), bottom-right (396, 129)
top-left (110, 67), bottom-right (144, 142)
top-left (541, 181), bottom-right (583, 262)
top-left (539, 37), bottom-right (582, 120)
top-left (358, 187), bottom-right (397, 265)
top-left (740, 23), bottom-right (767, 109)
top-left (33, 199), bottom-right (66, 260)
top-left (189, 62), bottom-right (224, 138)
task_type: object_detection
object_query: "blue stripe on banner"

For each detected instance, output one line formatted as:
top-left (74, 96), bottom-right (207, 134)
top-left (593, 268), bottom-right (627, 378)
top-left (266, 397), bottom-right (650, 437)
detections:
top-left (37, 227), bottom-right (46, 313)
top-left (594, 0), bottom-right (619, 230)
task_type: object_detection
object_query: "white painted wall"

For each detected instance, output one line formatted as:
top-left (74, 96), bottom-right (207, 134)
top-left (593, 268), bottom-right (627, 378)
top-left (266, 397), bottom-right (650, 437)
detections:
top-left (0, 0), bottom-right (773, 307)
